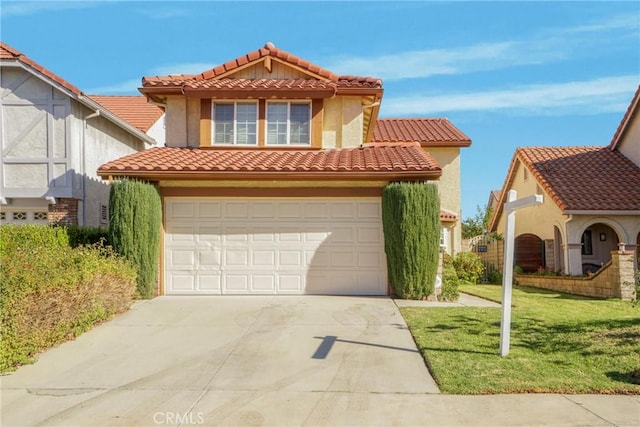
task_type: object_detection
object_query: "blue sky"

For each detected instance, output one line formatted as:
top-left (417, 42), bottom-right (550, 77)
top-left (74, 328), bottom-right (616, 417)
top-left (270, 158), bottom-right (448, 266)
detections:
top-left (2, 1), bottom-right (639, 219)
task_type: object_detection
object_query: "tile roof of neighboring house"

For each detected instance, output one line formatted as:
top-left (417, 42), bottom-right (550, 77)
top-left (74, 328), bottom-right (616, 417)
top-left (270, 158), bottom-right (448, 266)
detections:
top-left (1, 42), bottom-right (156, 145)
top-left (97, 142), bottom-right (442, 181)
top-left (609, 85), bottom-right (640, 150)
top-left (0, 41), bottom-right (81, 96)
top-left (87, 95), bottom-right (164, 133)
top-left (372, 118), bottom-right (472, 147)
top-left (490, 146), bottom-right (640, 230)
top-left (141, 43), bottom-right (382, 92)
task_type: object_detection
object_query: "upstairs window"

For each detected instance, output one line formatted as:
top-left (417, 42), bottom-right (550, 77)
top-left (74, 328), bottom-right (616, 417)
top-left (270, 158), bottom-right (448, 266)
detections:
top-left (266, 102), bottom-right (310, 145)
top-left (213, 102), bottom-right (257, 145)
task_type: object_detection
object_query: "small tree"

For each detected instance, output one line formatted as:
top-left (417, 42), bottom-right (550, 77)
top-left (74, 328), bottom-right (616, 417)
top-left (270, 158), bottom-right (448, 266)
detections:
top-left (109, 179), bottom-right (161, 299)
top-left (382, 182), bottom-right (440, 299)
top-left (462, 204), bottom-right (494, 239)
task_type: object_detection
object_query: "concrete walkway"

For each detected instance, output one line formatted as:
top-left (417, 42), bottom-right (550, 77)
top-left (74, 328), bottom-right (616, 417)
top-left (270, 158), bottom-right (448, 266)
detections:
top-left (1, 296), bottom-right (638, 427)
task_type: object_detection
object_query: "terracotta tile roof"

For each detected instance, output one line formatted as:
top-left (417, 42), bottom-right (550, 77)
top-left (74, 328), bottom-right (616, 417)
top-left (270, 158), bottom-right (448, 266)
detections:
top-left (372, 118), bottom-right (471, 147)
top-left (141, 43), bottom-right (382, 93)
top-left (609, 85), bottom-right (640, 150)
top-left (87, 95), bottom-right (164, 133)
top-left (98, 142), bottom-right (442, 181)
top-left (0, 41), bottom-right (81, 96)
top-left (492, 147), bottom-right (640, 228)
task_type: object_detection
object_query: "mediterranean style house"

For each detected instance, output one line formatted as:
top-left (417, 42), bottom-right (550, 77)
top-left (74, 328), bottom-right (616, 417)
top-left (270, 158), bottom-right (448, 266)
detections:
top-left (98, 42), bottom-right (471, 296)
top-left (0, 42), bottom-right (164, 227)
top-left (489, 85), bottom-right (640, 281)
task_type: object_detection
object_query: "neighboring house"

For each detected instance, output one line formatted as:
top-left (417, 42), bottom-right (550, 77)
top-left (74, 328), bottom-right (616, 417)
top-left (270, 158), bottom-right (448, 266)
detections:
top-left (98, 42), bottom-right (471, 296)
top-left (487, 190), bottom-right (501, 214)
top-left (0, 42), bottom-right (163, 227)
top-left (489, 85), bottom-right (640, 276)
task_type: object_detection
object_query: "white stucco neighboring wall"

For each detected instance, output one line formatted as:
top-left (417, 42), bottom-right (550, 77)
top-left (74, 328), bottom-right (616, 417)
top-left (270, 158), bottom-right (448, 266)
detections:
top-left (1, 66), bottom-right (150, 227)
top-left (146, 115), bottom-right (166, 146)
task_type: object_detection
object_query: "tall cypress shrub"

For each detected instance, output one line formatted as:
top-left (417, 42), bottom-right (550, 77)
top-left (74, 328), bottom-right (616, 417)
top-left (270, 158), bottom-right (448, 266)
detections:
top-left (382, 182), bottom-right (440, 299)
top-left (109, 179), bottom-right (161, 299)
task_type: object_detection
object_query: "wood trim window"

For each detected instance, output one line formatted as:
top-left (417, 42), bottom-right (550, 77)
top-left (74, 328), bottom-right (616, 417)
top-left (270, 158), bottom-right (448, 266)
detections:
top-left (212, 101), bottom-right (258, 145)
top-left (266, 101), bottom-right (311, 146)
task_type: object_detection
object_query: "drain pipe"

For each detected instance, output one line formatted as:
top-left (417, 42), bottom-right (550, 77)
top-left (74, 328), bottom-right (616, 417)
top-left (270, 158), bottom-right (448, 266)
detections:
top-left (82, 109), bottom-right (101, 225)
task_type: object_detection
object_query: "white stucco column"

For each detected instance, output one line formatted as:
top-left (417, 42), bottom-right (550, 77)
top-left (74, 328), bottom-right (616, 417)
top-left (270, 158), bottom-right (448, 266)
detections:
top-left (564, 243), bottom-right (583, 275)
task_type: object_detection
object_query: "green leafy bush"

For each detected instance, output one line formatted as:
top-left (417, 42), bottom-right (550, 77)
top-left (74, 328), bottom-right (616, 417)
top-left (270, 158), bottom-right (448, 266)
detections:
top-left (441, 264), bottom-right (460, 301)
top-left (0, 225), bottom-right (136, 372)
top-left (382, 182), bottom-right (440, 299)
top-left (451, 251), bottom-right (485, 284)
top-left (65, 225), bottom-right (110, 248)
top-left (0, 224), bottom-right (68, 257)
top-left (487, 269), bottom-right (503, 284)
top-left (109, 179), bottom-right (162, 299)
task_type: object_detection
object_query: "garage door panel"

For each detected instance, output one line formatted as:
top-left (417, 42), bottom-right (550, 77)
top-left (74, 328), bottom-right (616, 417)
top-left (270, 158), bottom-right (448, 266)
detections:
top-left (252, 250), bottom-right (275, 266)
top-left (278, 275), bottom-right (303, 292)
top-left (165, 198), bottom-right (387, 295)
top-left (252, 275), bottom-right (276, 293)
top-left (198, 274), bottom-right (221, 292)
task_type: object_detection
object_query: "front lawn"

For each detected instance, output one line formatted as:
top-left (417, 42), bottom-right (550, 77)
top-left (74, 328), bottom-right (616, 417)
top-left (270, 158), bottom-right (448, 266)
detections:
top-left (400, 284), bottom-right (640, 394)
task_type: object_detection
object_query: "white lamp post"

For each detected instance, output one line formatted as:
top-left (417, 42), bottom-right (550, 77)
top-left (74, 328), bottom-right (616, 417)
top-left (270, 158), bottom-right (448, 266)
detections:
top-left (499, 190), bottom-right (543, 357)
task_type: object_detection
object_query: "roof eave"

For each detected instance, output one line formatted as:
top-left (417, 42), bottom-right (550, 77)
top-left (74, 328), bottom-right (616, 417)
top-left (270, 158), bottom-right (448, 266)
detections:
top-left (97, 170), bottom-right (442, 182)
top-left (78, 96), bottom-right (157, 146)
top-left (563, 209), bottom-right (640, 216)
top-left (181, 88), bottom-right (336, 99)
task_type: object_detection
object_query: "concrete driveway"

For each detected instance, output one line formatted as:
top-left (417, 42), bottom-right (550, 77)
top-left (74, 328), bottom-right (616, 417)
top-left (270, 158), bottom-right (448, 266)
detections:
top-left (1, 296), bottom-right (437, 426)
top-left (2, 296), bottom-right (638, 427)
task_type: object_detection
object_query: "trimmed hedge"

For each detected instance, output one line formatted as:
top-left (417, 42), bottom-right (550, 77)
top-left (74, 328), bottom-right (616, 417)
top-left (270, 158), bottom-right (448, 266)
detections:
top-left (65, 225), bottom-right (110, 248)
top-left (109, 179), bottom-right (162, 299)
top-left (382, 182), bottom-right (440, 299)
top-left (0, 225), bottom-right (136, 372)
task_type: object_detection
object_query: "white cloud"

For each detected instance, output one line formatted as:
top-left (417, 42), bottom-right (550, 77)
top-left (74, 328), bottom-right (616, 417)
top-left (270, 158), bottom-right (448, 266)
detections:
top-left (324, 14), bottom-right (639, 80)
top-left (85, 62), bottom-right (215, 94)
top-left (135, 7), bottom-right (192, 20)
top-left (1, 1), bottom-right (97, 17)
top-left (382, 76), bottom-right (639, 116)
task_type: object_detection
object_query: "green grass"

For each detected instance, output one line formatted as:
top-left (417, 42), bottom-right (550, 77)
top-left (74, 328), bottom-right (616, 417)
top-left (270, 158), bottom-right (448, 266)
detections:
top-left (400, 284), bottom-right (640, 394)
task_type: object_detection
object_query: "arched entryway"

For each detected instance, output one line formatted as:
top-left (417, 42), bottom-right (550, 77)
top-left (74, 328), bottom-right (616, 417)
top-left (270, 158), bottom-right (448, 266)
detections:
top-left (580, 223), bottom-right (619, 274)
top-left (554, 226), bottom-right (565, 274)
top-left (515, 233), bottom-right (544, 273)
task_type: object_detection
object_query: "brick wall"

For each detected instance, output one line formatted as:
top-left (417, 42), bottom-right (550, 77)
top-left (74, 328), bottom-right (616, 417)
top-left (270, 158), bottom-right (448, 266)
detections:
top-left (48, 198), bottom-right (78, 225)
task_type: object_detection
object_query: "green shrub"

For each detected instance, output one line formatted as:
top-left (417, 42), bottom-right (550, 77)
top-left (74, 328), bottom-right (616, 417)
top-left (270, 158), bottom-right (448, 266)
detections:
top-left (109, 179), bottom-right (162, 299)
top-left (451, 251), bottom-right (485, 284)
top-left (382, 182), bottom-right (440, 299)
top-left (441, 264), bottom-right (460, 301)
top-left (487, 269), bottom-right (503, 284)
top-left (65, 225), bottom-right (110, 248)
top-left (0, 225), bottom-right (136, 372)
top-left (0, 224), bottom-right (68, 257)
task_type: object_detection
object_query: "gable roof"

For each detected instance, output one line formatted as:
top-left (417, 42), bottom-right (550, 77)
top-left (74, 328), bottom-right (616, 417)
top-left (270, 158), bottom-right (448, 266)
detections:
top-left (1, 41), bottom-right (156, 145)
top-left (489, 146), bottom-right (640, 230)
top-left (0, 41), bottom-right (81, 96)
top-left (372, 118), bottom-right (471, 147)
top-left (140, 42), bottom-right (382, 98)
top-left (609, 85), bottom-right (640, 150)
top-left (97, 142), bottom-right (442, 182)
top-left (87, 95), bottom-right (164, 133)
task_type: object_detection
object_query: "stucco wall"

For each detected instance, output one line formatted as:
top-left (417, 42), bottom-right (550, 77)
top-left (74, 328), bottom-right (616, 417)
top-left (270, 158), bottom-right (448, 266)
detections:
top-left (77, 101), bottom-right (146, 227)
top-left (425, 147), bottom-right (462, 253)
top-left (616, 111), bottom-right (640, 167)
top-left (494, 161), bottom-right (565, 241)
top-left (146, 115), bottom-right (166, 146)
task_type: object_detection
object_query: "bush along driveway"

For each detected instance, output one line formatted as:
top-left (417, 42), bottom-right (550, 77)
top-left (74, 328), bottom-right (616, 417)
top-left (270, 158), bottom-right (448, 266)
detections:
top-left (401, 284), bottom-right (640, 394)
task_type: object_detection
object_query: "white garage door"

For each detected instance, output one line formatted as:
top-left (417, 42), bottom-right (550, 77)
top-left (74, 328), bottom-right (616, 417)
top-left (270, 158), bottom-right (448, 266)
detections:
top-left (164, 197), bottom-right (387, 295)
